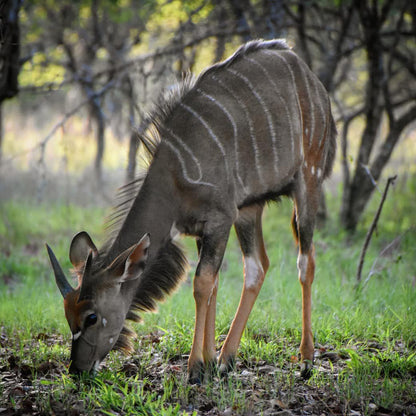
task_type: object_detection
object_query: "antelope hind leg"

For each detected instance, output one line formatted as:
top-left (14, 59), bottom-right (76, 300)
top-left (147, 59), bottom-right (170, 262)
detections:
top-left (292, 181), bottom-right (319, 378)
top-left (218, 204), bottom-right (269, 374)
top-left (297, 247), bottom-right (315, 378)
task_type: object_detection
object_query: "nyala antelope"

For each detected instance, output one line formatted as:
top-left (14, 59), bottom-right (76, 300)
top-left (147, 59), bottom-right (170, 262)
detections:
top-left (47, 39), bottom-right (336, 382)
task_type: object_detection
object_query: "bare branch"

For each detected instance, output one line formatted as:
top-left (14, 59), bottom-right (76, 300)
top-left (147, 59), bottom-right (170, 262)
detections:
top-left (362, 229), bottom-right (411, 289)
top-left (360, 163), bottom-right (382, 194)
top-left (355, 175), bottom-right (397, 287)
top-left (1, 80), bottom-right (116, 167)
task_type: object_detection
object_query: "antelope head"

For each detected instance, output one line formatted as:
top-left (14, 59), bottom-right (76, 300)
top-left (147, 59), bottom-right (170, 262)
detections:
top-left (46, 232), bottom-right (150, 374)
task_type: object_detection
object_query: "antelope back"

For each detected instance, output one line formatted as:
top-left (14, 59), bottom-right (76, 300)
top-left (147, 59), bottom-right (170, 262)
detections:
top-left (145, 39), bottom-right (335, 206)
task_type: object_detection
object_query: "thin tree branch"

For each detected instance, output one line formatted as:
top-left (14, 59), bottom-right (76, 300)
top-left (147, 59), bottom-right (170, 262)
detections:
top-left (1, 80), bottom-right (116, 167)
top-left (361, 229), bottom-right (411, 289)
top-left (355, 175), bottom-right (397, 287)
top-left (361, 163), bottom-right (382, 194)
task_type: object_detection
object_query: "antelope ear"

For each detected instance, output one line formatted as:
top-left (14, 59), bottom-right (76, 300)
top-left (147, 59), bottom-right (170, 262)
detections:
top-left (108, 234), bottom-right (150, 283)
top-left (69, 231), bottom-right (98, 269)
top-left (77, 251), bottom-right (94, 303)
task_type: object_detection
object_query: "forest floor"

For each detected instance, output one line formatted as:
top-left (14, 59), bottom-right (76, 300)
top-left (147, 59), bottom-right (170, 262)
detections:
top-left (1, 328), bottom-right (416, 415)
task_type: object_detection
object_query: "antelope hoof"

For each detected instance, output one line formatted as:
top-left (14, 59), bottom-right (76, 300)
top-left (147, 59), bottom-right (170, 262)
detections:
top-left (218, 355), bottom-right (236, 377)
top-left (188, 361), bottom-right (205, 385)
top-left (300, 359), bottom-right (314, 379)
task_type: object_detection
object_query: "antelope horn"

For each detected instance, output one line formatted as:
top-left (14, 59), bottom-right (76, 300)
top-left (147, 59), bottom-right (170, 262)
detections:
top-left (46, 244), bottom-right (74, 298)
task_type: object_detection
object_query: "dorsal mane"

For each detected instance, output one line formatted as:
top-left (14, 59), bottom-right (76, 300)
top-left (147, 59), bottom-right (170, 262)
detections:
top-left (138, 73), bottom-right (197, 161)
top-left (198, 38), bottom-right (289, 81)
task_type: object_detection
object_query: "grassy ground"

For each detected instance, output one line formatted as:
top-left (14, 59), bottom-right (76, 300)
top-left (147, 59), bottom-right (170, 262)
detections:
top-left (1, 176), bottom-right (416, 415)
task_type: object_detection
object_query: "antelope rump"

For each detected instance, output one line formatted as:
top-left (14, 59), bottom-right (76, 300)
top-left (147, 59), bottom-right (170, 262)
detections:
top-left (46, 39), bottom-right (336, 382)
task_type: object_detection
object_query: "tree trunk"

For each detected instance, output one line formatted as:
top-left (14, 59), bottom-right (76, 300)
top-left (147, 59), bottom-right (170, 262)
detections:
top-left (92, 102), bottom-right (105, 185)
top-left (0, 103), bottom-right (3, 162)
top-left (228, 0), bottom-right (253, 41)
top-left (341, 1), bottom-right (385, 231)
top-left (126, 130), bottom-right (138, 183)
top-left (339, 110), bottom-right (363, 229)
top-left (0, 0), bottom-right (21, 102)
top-left (213, 1), bottom-right (227, 62)
top-left (316, 189), bottom-right (328, 229)
top-left (341, 108), bottom-right (416, 232)
top-left (125, 74), bottom-right (140, 183)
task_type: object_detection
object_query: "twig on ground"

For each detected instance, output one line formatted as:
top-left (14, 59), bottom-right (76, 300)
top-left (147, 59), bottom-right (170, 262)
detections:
top-left (355, 175), bottom-right (397, 288)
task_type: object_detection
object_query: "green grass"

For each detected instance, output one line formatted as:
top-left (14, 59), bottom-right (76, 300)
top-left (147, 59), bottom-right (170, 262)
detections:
top-left (1, 180), bottom-right (416, 415)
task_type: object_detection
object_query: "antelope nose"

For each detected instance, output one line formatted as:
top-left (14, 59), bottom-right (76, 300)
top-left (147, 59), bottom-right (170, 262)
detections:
top-left (69, 361), bottom-right (82, 375)
top-left (69, 361), bottom-right (94, 376)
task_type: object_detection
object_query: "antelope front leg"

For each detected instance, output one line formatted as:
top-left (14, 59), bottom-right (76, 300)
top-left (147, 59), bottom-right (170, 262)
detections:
top-left (203, 274), bottom-right (218, 369)
top-left (188, 268), bottom-right (217, 384)
top-left (188, 230), bottom-right (229, 384)
top-left (195, 238), bottom-right (219, 370)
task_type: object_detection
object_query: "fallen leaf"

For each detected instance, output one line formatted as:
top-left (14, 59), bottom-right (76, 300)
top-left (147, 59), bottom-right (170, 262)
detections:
top-left (290, 355), bottom-right (298, 364)
top-left (270, 398), bottom-right (289, 409)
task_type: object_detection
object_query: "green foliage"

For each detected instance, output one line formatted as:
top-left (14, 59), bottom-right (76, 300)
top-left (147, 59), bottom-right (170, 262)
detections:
top-left (146, 0), bottom-right (211, 31)
top-left (0, 201), bottom-right (106, 336)
top-left (19, 51), bottom-right (66, 87)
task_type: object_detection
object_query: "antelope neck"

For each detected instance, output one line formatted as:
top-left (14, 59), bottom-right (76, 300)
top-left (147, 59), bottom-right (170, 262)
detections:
top-left (106, 172), bottom-right (178, 266)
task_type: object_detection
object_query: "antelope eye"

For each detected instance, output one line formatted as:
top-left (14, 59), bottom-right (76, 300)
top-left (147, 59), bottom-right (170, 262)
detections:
top-left (85, 313), bottom-right (97, 328)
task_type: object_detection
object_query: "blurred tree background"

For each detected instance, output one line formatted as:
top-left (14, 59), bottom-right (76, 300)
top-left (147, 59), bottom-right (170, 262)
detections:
top-left (1, 0), bottom-right (415, 232)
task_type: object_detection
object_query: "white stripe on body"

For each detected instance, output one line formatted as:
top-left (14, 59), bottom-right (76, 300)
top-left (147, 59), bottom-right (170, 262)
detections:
top-left (179, 103), bottom-right (227, 157)
top-left (179, 102), bottom-right (229, 180)
top-left (165, 127), bottom-right (206, 181)
top-left (243, 56), bottom-right (296, 164)
top-left (311, 79), bottom-right (326, 148)
top-left (226, 68), bottom-right (280, 177)
top-left (264, 49), bottom-right (315, 150)
top-left (196, 88), bottom-right (245, 190)
top-left (317, 167), bottom-right (323, 179)
top-left (163, 139), bottom-right (215, 188)
top-left (211, 74), bottom-right (264, 184)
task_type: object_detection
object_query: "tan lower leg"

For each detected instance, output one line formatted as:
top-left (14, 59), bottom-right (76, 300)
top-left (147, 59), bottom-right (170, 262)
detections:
top-left (188, 272), bottom-right (216, 376)
top-left (219, 255), bottom-right (266, 366)
top-left (218, 288), bottom-right (258, 365)
top-left (299, 249), bottom-right (315, 364)
top-left (300, 283), bottom-right (314, 361)
top-left (203, 277), bottom-right (218, 363)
